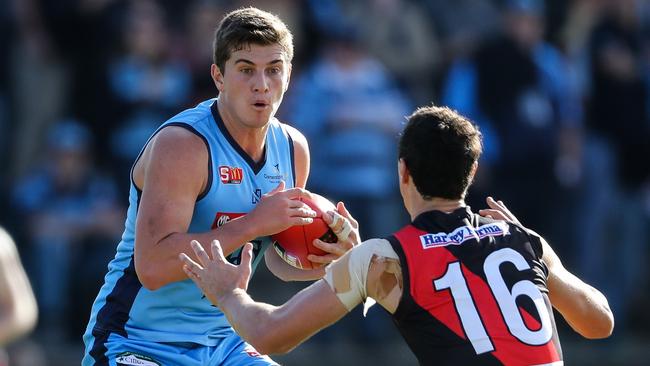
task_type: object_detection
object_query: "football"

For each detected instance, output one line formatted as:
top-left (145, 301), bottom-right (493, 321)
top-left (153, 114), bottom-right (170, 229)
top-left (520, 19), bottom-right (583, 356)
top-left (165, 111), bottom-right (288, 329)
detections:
top-left (271, 194), bottom-right (338, 269)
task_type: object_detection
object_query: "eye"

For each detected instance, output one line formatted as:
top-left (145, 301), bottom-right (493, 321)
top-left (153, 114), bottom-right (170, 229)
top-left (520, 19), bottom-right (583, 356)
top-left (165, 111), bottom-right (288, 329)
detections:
top-left (240, 68), bottom-right (253, 74)
top-left (267, 67), bottom-right (281, 75)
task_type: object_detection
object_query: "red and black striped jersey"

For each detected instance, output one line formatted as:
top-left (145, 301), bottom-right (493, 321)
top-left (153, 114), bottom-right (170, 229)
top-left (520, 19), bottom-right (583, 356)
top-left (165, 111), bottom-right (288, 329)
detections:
top-left (387, 207), bottom-right (562, 366)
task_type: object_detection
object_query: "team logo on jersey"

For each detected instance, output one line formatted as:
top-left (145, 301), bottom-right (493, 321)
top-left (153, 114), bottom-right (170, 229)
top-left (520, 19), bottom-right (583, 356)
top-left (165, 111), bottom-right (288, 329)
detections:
top-left (251, 188), bottom-right (262, 204)
top-left (219, 165), bottom-right (244, 184)
top-left (244, 345), bottom-right (262, 358)
top-left (115, 352), bottom-right (161, 366)
top-left (263, 163), bottom-right (287, 183)
top-left (420, 222), bottom-right (510, 249)
top-left (211, 212), bottom-right (246, 229)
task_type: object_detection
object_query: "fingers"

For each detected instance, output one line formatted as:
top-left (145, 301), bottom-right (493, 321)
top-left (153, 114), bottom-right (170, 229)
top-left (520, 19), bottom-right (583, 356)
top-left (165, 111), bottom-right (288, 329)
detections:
top-left (179, 253), bottom-right (202, 280)
top-left (264, 180), bottom-right (286, 197)
top-left (313, 239), bottom-right (351, 257)
top-left (209, 240), bottom-right (226, 263)
top-left (478, 209), bottom-right (501, 220)
top-left (327, 210), bottom-right (353, 242)
top-left (337, 201), bottom-right (359, 228)
top-left (487, 196), bottom-right (508, 212)
top-left (288, 216), bottom-right (314, 226)
top-left (240, 242), bottom-right (253, 274)
top-left (307, 253), bottom-right (339, 265)
top-left (288, 206), bottom-right (317, 218)
top-left (191, 240), bottom-right (212, 266)
top-left (283, 187), bottom-right (314, 200)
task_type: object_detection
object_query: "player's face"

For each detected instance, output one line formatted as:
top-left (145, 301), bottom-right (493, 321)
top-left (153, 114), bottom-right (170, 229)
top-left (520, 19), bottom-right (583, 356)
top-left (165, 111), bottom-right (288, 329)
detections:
top-left (212, 44), bottom-right (291, 129)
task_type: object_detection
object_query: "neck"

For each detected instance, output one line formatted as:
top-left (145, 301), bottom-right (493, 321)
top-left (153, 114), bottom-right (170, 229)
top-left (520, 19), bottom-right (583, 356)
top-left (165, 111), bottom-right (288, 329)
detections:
top-left (408, 196), bottom-right (465, 221)
top-left (217, 98), bottom-right (268, 162)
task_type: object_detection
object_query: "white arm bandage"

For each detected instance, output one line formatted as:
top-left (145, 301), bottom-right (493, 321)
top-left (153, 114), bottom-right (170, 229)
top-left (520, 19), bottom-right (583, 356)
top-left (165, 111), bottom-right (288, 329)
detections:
top-left (323, 238), bottom-right (399, 311)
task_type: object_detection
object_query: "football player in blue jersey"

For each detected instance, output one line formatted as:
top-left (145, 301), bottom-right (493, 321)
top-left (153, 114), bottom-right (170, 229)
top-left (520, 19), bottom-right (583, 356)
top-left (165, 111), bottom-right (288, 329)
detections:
top-left (82, 7), bottom-right (354, 366)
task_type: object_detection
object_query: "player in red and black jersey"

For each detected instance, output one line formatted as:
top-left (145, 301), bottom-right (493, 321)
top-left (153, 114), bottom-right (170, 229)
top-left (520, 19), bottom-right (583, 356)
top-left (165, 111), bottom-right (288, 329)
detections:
top-left (179, 106), bottom-right (613, 365)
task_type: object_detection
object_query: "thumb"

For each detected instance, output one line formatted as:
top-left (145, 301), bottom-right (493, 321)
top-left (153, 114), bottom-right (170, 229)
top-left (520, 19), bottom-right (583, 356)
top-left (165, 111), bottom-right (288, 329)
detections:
top-left (338, 201), bottom-right (358, 228)
top-left (240, 242), bottom-right (254, 279)
top-left (265, 180), bottom-right (285, 197)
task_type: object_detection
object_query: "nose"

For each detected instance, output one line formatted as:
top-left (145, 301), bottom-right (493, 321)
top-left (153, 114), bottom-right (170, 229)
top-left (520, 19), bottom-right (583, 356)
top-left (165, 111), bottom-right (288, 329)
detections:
top-left (252, 72), bottom-right (269, 93)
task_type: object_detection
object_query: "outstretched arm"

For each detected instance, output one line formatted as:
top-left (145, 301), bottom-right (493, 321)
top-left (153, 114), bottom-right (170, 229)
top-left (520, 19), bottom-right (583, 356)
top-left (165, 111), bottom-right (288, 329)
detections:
top-left (541, 238), bottom-right (614, 339)
top-left (180, 240), bottom-right (348, 354)
top-left (478, 197), bottom-right (613, 338)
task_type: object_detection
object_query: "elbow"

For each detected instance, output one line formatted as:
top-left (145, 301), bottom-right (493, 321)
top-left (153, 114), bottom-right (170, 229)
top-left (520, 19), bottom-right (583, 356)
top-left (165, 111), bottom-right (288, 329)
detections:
top-left (582, 311), bottom-right (615, 339)
top-left (138, 272), bottom-right (164, 291)
top-left (251, 335), bottom-right (297, 356)
top-left (135, 260), bottom-right (164, 291)
top-left (246, 321), bottom-right (299, 355)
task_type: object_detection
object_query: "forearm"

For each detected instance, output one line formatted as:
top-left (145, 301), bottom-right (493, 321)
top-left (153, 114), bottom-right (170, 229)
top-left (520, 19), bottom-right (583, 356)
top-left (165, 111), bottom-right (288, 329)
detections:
top-left (550, 270), bottom-right (614, 338)
top-left (136, 216), bottom-right (259, 289)
top-left (219, 289), bottom-right (302, 355)
top-left (218, 281), bottom-right (347, 355)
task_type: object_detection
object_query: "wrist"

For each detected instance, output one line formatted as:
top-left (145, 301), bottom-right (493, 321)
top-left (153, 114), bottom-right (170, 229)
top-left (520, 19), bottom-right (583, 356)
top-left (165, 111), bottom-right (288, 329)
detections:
top-left (238, 213), bottom-right (263, 240)
top-left (217, 287), bottom-right (247, 308)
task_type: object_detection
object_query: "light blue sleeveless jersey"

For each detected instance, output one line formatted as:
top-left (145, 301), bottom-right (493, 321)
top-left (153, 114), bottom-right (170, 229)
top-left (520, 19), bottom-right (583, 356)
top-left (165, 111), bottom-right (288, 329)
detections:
top-left (83, 99), bottom-right (296, 355)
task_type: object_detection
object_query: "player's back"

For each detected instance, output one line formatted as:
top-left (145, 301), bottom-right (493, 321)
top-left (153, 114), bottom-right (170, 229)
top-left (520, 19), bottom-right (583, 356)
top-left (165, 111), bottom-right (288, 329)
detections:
top-left (387, 207), bottom-right (562, 366)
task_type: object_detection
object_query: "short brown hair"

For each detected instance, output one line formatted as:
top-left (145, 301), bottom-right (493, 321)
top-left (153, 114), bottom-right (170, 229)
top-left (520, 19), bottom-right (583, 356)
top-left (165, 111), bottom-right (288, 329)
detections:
top-left (398, 106), bottom-right (483, 200)
top-left (213, 7), bottom-right (294, 74)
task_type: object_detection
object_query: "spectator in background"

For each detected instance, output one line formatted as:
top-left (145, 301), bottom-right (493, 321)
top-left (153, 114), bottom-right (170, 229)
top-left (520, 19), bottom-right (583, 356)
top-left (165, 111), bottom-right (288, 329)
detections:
top-left (341, 0), bottom-right (441, 104)
top-left (442, 0), bottom-right (582, 245)
top-left (182, 0), bottom-right (226, 104)
top-left (11, 120), bottom-right (123, 340)
top-left (577, 0), bottom-right (650, 331)
top-left (423, 0), bottom-right (500, 64)
top-left (9, 0), bottom-right (68, 181)
top-left (107, 0), bottom-right (191, 182)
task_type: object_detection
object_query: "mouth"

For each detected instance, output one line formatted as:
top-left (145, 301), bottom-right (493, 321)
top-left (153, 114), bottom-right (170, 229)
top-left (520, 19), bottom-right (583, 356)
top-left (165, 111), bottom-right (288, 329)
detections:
top-left (252, 101), bottom-right (270, 109)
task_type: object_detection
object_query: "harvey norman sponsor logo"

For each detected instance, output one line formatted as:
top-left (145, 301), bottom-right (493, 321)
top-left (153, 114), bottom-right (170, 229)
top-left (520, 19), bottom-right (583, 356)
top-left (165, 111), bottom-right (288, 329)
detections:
top-left (419, 222), bottom-right (510, 249)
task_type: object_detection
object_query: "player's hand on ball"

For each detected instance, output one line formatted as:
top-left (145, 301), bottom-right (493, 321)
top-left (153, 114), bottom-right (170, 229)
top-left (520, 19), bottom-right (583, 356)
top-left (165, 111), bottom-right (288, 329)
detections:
top-left (308, 201), bottom-right (360, 265)
top-left (478, 197), bottom-right (522, 226)
top-left (179, 240), bottom-right (253, 306)
top-left (246, 181), bottom-right (317, 237)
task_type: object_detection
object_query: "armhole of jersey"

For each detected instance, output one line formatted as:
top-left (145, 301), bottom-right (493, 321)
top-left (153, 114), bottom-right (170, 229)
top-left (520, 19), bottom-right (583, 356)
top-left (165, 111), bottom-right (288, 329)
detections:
top-left (386, 234), bottom-right (410, 320)
top-left (130, 122), bottom-right (213, 203)
top-left (281, 124), bottom-right (297, 187)
top-left (530, 233), bottom-right (550, 280)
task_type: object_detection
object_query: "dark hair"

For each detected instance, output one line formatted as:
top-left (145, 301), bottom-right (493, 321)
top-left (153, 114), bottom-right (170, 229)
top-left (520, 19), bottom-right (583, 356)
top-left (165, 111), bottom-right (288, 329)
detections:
top-left (398, 106), bottom-right (483, 200)
top-left (213, 7), bottom-right (294, 74)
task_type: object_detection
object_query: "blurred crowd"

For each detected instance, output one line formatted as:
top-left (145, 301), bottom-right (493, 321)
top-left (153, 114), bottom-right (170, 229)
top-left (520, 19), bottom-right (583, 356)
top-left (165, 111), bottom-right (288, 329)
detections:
top-left (0, 0), bottom-right (649, 365)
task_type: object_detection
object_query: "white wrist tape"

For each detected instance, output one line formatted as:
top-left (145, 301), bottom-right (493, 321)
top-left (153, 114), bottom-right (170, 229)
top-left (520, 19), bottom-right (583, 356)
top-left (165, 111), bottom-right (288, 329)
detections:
top-left (323, 238), bottom-right (398, 311)
top-left (329, 211), bottom-right (353, 241)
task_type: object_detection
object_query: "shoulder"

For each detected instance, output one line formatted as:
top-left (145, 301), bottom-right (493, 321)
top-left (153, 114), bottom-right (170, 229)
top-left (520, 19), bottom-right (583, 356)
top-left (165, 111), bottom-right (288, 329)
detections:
top-left (280, 122), bottom-right (308, 150)
top-left (149, 125), bottom-right (209, 158)
top-left (136, 125), bottom-right (209, 187)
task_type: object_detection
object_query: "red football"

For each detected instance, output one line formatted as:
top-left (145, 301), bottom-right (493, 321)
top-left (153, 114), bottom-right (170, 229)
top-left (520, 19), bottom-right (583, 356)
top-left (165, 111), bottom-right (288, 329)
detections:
top-left (271, 194), bottom-right (338, 269)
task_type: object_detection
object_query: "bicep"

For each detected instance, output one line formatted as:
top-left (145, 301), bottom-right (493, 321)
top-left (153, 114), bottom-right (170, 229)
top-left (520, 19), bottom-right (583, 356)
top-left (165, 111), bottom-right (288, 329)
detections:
top-left (134, 128), bottom-right (208, 257)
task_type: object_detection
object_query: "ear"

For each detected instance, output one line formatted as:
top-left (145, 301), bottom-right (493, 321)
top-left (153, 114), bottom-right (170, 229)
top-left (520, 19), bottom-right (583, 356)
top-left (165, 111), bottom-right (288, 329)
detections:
top-left (211, 64), bottom-right (225, 93)
top-left (284, 63), bottom-right (292, 92)
top-left (398, 159), bottom-right (410, 185)
top-left (469, 160), bottom-right (478, 183)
